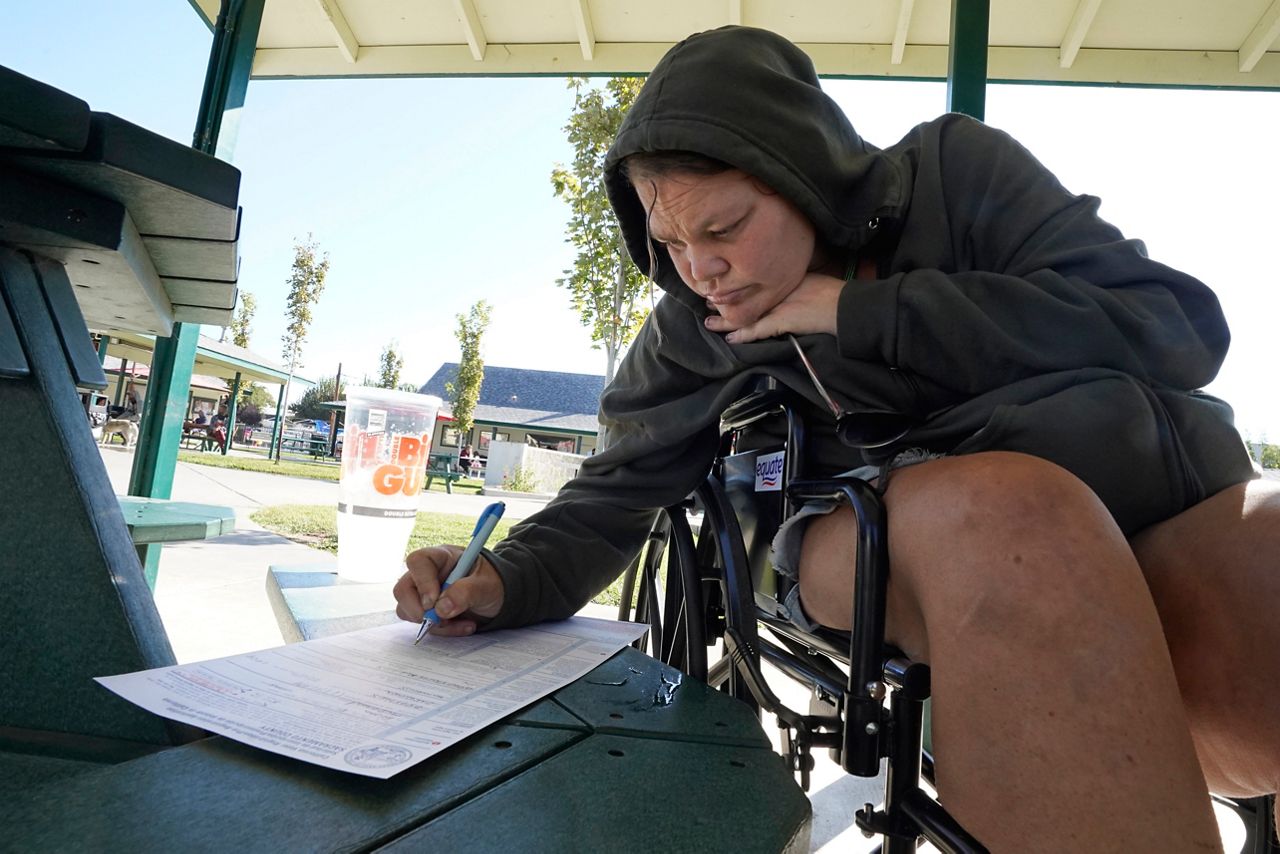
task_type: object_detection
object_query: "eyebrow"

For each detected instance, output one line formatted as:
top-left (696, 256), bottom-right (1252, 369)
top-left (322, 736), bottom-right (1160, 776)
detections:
top-left (648, 211), bottom-right (739, 245)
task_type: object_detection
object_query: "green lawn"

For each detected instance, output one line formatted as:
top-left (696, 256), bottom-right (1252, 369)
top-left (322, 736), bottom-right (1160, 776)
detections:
top-left (178, 451), bottom-right (485, 494)
top-left (251, 504), bottom-right (631, 607)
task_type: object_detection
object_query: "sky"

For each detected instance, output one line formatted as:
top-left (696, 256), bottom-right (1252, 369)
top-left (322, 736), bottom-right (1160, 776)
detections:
top-left (4, 2), bottom-right (1279, 437)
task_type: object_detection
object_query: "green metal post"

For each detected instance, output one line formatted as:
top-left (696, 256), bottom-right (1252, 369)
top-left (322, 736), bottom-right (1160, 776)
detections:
top-left (270, 382), bottom-right (286, 460)
top-left (946, 0), bottom-right (990, 120)
top-left (128, 0), bottom-right (265, 585)
top-left (223, 371), bottom-right (241, 455)
top-left (113, 359), bottom-right (128, 407)
top-left (96, 334), bottom-right (109, 365)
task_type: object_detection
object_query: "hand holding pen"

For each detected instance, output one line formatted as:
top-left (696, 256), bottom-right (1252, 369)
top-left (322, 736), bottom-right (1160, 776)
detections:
top-left (394, 501), bottom-right (506, 642)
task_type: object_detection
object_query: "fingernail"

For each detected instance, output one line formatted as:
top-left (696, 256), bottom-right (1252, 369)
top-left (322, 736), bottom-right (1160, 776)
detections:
top-left (420, 592), bottom-right (435, 611)
top-left (725, 332), bottom-right (738, 344)
top-left (436, 596), bottom-right (455, 618)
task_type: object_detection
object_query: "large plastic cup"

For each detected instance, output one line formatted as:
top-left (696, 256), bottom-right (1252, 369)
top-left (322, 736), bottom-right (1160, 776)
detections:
top-left (336, 387), bottom-right (442, 583)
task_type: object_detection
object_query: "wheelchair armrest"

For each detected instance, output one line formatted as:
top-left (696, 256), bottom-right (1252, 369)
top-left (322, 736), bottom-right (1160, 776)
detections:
top-left (720, 381), bottom-right (808, 432)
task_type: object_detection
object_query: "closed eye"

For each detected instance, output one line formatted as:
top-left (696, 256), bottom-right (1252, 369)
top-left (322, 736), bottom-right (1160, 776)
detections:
top-left (709, 217), bottom-right (744, 239)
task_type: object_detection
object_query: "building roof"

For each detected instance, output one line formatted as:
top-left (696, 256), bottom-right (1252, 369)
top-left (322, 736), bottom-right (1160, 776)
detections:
top-left (104, 330), bottom-right (314, 387)
top-left (104, 357), bottom-right (229, 393)
top-left (183, 0), bottom-right (1280, 90)
top-left (420, 364), bottom-right (605, 435)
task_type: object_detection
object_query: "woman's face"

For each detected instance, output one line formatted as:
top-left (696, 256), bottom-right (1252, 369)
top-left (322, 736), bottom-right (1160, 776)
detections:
top-left (634, 169), bottom-right (819, 329)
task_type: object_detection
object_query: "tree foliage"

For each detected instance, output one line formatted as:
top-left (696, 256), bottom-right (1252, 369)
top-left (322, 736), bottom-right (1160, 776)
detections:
top-left (290, 375), bottom-right (345, 421)
top-left (378, 341), bottom-right (404, 390)
top-left (446, 300), bottom-right (491, 441)
top-left (230, 291), bottom-right (257, 349)
top-left (275, 236), bottom-right (329, 461)
top-left (550, 76), bottom-right (649, 383)
top-left (237, 382), bottom-right (273, 411)
top-left (281, 236), bottom-right (330, 372)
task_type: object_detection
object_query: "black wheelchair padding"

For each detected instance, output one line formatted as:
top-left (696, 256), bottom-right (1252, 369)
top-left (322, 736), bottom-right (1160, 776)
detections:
top-left (720, 445), bottom-right (787, 614)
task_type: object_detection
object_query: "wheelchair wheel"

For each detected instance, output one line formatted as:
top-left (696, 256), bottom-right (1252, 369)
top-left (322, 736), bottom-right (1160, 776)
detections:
top-left (617, 507), bottom-right (708, 681)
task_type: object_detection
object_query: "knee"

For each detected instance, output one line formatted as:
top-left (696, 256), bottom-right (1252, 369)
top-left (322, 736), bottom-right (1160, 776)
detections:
top-left (887, 451), bottom-right (1115, 544)
top-left (885, 453), bottom-right (1143, 645)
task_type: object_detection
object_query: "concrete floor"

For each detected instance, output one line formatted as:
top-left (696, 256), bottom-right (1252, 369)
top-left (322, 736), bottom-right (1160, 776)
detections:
top-left (97, 446), bottom-right (1246, 853)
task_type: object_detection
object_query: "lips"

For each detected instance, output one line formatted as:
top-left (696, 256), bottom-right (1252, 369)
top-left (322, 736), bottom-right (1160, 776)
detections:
top-left (706, 284), bottom-right (750, 307)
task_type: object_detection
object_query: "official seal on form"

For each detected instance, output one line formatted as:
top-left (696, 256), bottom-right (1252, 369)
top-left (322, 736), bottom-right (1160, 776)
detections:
top-left (344, 744), bottom-right (411, 769)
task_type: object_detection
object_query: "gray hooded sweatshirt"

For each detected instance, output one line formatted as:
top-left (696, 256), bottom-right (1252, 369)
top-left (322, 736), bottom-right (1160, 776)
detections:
top-left (481, 25), bottom-right (1255, 631)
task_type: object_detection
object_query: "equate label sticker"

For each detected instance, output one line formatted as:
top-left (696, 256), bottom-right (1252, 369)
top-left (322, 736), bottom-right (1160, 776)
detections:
top-left (367, 409), bottom-right (387, 434)
top-left (754, 450), bottom-right (784, 492)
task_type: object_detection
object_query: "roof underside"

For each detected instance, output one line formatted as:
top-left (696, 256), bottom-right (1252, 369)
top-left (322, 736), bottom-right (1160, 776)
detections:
top-left (186, 0), bottom-right (1280, 89)
top-left (107, 330), bottom-right (315, 386)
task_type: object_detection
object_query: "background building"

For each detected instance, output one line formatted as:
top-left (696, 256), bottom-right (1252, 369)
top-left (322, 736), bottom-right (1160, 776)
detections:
top-left (419, 364), bottom-right (605, 461)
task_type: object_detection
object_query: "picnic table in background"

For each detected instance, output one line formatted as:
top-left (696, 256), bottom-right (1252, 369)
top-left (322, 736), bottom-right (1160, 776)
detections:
top-left (426, 453), bottom-right (465, 493)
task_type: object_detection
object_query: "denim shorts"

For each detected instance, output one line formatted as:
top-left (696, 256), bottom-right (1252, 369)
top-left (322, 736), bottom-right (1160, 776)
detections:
top-left (769, 449), bottom-right (944, 632)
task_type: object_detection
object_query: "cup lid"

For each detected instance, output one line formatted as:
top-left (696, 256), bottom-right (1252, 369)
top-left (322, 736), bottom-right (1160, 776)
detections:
top-left (344, 386), bottom-right (443, 409)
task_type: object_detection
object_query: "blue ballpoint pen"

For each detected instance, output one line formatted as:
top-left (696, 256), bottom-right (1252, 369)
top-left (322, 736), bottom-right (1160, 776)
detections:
top-left (414, 501), bottom-right (505, 644)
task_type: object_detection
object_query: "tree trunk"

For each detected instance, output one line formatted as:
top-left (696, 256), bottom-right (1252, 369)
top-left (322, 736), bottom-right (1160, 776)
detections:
top-left (606, 239), bottom-right (627, 384)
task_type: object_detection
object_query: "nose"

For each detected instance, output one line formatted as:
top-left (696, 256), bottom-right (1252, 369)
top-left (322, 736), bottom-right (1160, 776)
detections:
top-left (686, 246), bottom-right (729, 286)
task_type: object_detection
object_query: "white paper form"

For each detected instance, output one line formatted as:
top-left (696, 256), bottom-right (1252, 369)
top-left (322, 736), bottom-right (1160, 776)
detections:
top-left (96, 616), bottom-right (648, 779)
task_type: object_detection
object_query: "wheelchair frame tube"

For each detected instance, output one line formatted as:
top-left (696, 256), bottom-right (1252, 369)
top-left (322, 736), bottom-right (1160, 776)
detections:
top-left (787, 478), bottom-right (889, 778)
top-left (695, 477), bottom-right (761, 709)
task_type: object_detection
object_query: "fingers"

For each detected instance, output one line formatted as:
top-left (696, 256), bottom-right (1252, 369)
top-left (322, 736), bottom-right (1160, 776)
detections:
top-left (723, 317), bottom-right (777, 345)
top-left (396, 545), bottom-right (458, 621)
top-left (432, 561), bottom-right (505, 622)
top-left (704, 272), bottom-right (844, 344)
top-left (394, 547), bottom-right (505, 636)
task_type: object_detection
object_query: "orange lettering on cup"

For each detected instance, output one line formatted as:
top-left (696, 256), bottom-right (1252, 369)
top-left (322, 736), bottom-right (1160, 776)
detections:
top-left (396, 435), bottom-right (424, 467)
top-left (372, 464), bottom-right (405, 495)
top-left (359, 431), bottom-right (381, 463)
top-left (400, 465), bottom-right (423, 496)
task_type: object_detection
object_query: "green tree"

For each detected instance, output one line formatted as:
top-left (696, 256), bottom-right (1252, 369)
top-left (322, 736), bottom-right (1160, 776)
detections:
top-left (276, 236), bottom-right (330, 460)
top-left (551, 76), bottom-right (649, 383)
top-left (238, 382), bottom-right (273, 411)
top-left (446, 300), bottom-right (491, 441)
top-left (290, 375), bottom-right (345, 422)
top-left (230, 291), bottom-right (257, 349)
top-left (378, 341), bottom-right (404, 390)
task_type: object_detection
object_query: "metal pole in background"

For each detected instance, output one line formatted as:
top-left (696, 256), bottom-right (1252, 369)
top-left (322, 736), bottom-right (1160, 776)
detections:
top-left (129, 0), bottom-right (265, 500)
top-left (946, 0), bottom-right (990, 120)
top-left (128, 0), bottom-right (265, 581)
top-left (223, 370), bottom-right (241, 455)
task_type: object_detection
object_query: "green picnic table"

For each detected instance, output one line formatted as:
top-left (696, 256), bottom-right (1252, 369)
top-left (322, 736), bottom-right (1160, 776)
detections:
top-left (117, 496), bottom-right (236, 588)
top-left (117, 496), bottom-right (236, 545)
top-left (0, 645), bottom-right (811, 853)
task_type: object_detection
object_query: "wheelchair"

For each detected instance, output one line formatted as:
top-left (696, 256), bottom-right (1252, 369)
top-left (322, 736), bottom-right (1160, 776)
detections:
top-left (618, 377), bottom-right (1278, 854)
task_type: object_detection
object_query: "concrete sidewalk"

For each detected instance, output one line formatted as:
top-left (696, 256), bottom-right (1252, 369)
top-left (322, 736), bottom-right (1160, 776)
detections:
top-left (97, 447), bottom-right (558, 663)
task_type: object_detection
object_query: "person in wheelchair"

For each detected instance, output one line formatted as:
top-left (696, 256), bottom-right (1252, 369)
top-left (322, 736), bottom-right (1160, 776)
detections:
top-left (395, 25), bottom-right (1278, 851)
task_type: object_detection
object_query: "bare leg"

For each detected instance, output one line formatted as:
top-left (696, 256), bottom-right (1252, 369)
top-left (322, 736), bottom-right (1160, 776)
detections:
top-left (1131, 480), bottom-right (1280, 821)
top-left (797, 452), bottom-right (1222, 853)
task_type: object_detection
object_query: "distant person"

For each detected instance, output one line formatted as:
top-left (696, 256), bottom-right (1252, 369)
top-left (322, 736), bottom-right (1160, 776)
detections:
top-left (458, 444), bottom-right (474, 476)
top-left (193, 411), bottom-right (208, 426)
top-left (124, 388), bottom-right (140, 419)
top-left (208, 406), bottom-right (228, 452)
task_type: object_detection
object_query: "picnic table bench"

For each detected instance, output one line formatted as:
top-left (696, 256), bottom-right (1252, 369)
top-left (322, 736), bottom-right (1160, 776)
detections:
top-left (117, 496), bottom-right (236, 588)
top-left (426, 453), bottom-right (464, 493)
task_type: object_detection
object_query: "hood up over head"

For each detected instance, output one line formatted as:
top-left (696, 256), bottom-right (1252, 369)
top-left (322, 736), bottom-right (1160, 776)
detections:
top-left (604, 25), bottom-right (904, 311)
